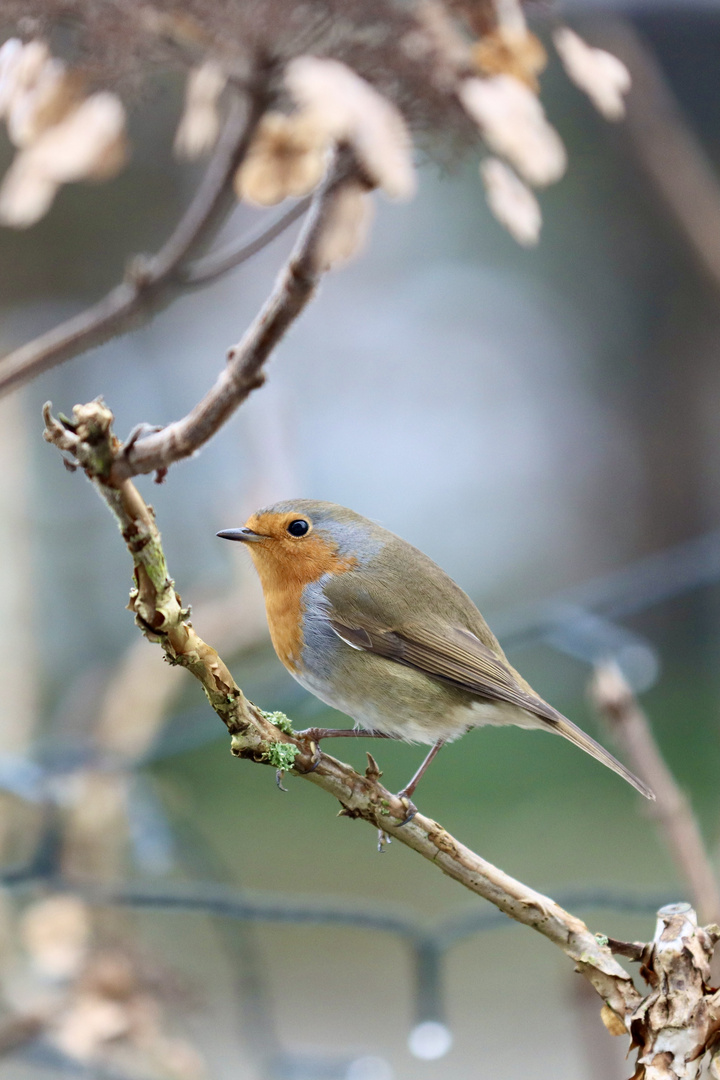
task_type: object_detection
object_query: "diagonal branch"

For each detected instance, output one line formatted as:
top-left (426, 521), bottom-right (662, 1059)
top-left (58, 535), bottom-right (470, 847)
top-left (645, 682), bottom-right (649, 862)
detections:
top-left (181, 197), bottom-right (312, 288)
top-left (109, 155), bottom-right (355, 482)
top-left (0, 93), bottom-right (265, 397)
top-left (43, 397), bottom-right (641, 1023)
top-left (591, 663), bottom-right (720, 925)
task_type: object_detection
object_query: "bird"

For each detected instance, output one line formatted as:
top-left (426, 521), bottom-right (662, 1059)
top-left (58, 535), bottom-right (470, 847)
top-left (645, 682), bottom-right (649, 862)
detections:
top-left (217, 499), bottom-right (654, 810)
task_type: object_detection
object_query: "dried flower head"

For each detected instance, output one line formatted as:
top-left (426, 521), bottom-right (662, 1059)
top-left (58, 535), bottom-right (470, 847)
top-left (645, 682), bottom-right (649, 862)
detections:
top-left (174, 60), bottom-right (226, 160)
top-left (234, 110), bottom-right (328, 206)
top-left (314, 179), bottom-right (374, 270)
top-left (6, 56), bottom-right (80, 149)
top-left (459, 74), bottom-right (566, 186)
top-left (52, 994), bottom-right (130, 1060)
top-left (0, 91), bottom-right (127, 227)
top-left (553, 28), bottom-right (631, 121)
top-left (400, 0), bottom-right (473, 92)
top-left (20, 895), bottom-right (91, 980)
top-left (472, 28), bottom-right (547, 91)
top-left (285, 56), bottom-right (416, 199)
top-left (481, 156), bottom-right (541, 246)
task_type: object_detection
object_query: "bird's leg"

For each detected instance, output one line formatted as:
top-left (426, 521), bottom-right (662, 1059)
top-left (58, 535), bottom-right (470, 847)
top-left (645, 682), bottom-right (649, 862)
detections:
top-left (293, 727), bottom-right (392, 774)
top-left (394, 739), bottom-right (446, 826)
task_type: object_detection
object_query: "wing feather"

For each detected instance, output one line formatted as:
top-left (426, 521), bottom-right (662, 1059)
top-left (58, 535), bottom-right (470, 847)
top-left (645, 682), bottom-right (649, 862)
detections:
top-left (328, 617), bottom-right (561, 724)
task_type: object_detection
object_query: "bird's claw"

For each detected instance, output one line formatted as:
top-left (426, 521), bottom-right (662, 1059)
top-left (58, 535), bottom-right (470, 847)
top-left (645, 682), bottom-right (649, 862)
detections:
top-left (395, 795), bottom-right (418, 828)
top-left (275, 769), bottom-right (288, 792)
top-left (295, 738), bottom-right (322, 774)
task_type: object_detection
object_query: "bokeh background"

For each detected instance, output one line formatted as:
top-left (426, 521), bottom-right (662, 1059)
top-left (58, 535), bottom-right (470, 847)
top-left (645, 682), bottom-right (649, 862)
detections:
top-left (1, 4), bottom-right (720, 1078)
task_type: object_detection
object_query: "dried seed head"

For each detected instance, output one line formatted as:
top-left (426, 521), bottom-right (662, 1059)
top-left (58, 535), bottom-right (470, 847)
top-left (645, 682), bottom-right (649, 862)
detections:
top-left (481, 157), bottom-right (541, 246)
top-left (554, 28), bottom-right (631, 121)
top-left (472, 29), bottom-right (547, 92)
top-left (234, 110), bottom-right (328, 206)
top-left (20, 895), bottom-right (91, 980)
top-left (52, 994), bottom-right (131, 1060)
top-left (459, 74), bottom-right (566, 187)
top-left (0, 91), bottom-right (127, 227)
top-left (174, 60), bottom-right (226, 160)
top-left (285, 56), bottom-right (416, 199)
top-left (314, 180), bottom-right (374, 270)
top-left (8, 58), bottom-right (82, 147)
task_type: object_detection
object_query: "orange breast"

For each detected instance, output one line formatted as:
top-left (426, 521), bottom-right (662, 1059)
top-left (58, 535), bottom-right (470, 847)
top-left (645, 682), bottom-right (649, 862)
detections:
top-left (247, 532), bottom-right (357, 672)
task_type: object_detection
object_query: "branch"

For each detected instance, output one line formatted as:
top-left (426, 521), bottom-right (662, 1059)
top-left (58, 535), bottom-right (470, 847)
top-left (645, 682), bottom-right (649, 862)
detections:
top-left (109, 156), bottom-right (355, 482)
top-left (0, 93), bottom-right (264, 397)
top-left (43, 398), bottom-right (640, 1023)
top-left (181, 197), bottom-right (312, 287)
top-left (591, 663), bottom-right (720, 924)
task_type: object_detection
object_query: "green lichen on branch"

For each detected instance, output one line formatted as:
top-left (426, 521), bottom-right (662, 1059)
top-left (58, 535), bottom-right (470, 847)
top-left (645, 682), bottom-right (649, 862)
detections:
top-left (261, 710), bottom-right (295, 735)
top-left (262, 742), bottom-right (300, 770)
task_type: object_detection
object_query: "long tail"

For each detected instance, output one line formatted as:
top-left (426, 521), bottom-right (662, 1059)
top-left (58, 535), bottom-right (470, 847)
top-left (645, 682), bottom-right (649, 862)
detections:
top-left (549, 712), bottom-right (655, 800)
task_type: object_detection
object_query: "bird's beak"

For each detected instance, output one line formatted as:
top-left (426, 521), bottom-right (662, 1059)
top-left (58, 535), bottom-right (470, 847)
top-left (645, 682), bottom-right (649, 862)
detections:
top-left (216, 527), bottom-right (267, 543)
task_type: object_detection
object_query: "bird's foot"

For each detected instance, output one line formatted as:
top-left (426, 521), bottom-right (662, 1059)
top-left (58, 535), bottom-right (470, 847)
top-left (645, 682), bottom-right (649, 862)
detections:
top-left (293, 726), bottom-right (388, 775)
top-left (393, 793), bottom-right (418, 828)
top-left (275, 769), bottom-right (289, 791)
top-left (377, 829), bottom-right (392, 852)
top-left (294, 736), bottom-right (322, 775)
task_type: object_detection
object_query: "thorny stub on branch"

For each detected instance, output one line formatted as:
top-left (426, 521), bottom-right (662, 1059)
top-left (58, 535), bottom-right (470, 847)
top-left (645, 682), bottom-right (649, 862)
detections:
top-left (0, 0), bottom-right (631, 245)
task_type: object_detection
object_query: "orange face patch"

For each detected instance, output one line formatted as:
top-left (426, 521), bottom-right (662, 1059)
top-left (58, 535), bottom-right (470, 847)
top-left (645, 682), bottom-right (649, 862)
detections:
top-left (244, 511), bottom-right (356, 671)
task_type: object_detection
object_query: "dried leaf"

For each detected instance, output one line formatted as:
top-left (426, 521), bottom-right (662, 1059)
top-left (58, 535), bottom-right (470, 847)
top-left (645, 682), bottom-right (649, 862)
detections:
top-left (554, 28), bottom-right (631, 121)
top-left (600, 1003), bottom-right (628, 1036)
top-left (285, 56), bottom-right (416, 199)
top-left (7, 58), bottom-right (81, 147)
top-left (20, 895), bottom-right (90, 980)
top-left (481, 157), bottom-right (541, 246)
top-left (234, 111), bottom-right (327, 206)
top-left (0, 91), bottom-right (127, 227)
top-left (52, 994), bottom-right (130, 1060)
top-left (459, 74), bottom-right (566, 187)
top-left (314, 180), bottom-right (374, 270)
top-left (174, 61), bottom-right (226, 160)
top-left (472, 29), bottom-right (547, 91)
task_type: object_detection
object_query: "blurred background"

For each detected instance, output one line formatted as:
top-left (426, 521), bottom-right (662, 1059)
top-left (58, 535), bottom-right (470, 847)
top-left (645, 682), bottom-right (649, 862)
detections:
top-left (1, 3), bottom-right (720, 1078)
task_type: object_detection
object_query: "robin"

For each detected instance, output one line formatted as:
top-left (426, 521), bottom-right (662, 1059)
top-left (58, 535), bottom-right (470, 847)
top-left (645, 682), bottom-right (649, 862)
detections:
top-left (217, 500), bottom-right (654, 810)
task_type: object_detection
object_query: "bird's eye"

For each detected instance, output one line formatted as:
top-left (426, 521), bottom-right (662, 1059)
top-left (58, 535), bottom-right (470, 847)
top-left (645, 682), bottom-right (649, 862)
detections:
top-left (287, 519), bottom-right (310, 537)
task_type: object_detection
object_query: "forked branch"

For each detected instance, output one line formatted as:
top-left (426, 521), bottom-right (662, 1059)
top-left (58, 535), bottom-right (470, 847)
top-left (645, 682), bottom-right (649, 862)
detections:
top-left (0, 93), bottom-right (265, 397)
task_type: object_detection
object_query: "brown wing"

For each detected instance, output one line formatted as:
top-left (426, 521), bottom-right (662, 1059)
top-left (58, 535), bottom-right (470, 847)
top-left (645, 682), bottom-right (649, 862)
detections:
top-left (329, 617), bottom-right (561, 725)
top-left (328, 612), bottom-right (655, 800)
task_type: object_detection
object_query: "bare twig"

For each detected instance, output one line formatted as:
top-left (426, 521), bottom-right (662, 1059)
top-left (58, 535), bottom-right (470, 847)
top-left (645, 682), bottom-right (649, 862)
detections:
top-left (109, 156), bottom-right (356, 482)
top-left (0, 94), bottom-right (264, 397)
top-left (181, 197), bottom-right (312, 287)
top-left (43, 398), bottom-right (640, 1022)
top-left (591, 663), bottom-right (720, 924)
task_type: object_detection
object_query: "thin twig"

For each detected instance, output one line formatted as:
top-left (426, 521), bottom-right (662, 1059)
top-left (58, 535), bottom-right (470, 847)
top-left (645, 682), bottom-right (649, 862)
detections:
top-left (0, 94), bottom-right (264, 397)
top-left (181, 197), bottom-right (312, 287)
top-left (110, 155), bottom-right (354, 482)
top-left (42, 398), bottom-right (641, 1022)
top-left (591, 663), bottom-right (720, 924)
